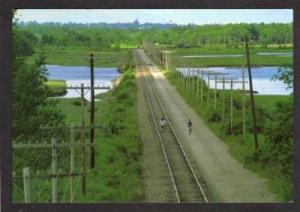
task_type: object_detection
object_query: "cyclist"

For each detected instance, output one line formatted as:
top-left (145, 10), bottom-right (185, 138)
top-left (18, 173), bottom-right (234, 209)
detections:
top-left (160, 117), bottom-right (166, 131)
top-left (187, 118), bottom-right (192, 135)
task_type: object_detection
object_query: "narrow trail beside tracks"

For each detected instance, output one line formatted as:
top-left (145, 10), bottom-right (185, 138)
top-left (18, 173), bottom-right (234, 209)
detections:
top-left (135, 49), bottom-right (276, 202)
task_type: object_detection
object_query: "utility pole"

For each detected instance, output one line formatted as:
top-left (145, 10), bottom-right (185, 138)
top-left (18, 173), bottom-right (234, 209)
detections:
top-left (90, 53), bottom-right (95, 169)
top-left (52, 138), bottom-right (58, 203)
top-left (242, 67), bottom-right (246, 143)
top-left (196, 69), bottom-right (200, 100)
top-left (183, 65), bottom-right (186, 89)
top-left (188, 67), bottom-right (191, 94)
top-left (192, 69), bottom-right (195, 95)
top-left (216, 77), bottom-right (245, 134)
top-left (80, 83), bottom-right (86, 195)
top-left (245, 38), bottom-right (259, 150)
top-left (222, 77), bottom-right (226, 122)
top-left (70, 123), bottom-right (75, 202)
top-left (205, 71), bottom-right (225, 106)
top-left (214, 73), bottom-right (217, 109)
top-left (200, 70), bottom-right (204, 104)
top-left (23, 167), bottom-right (31, 203)
top-left (212, 72), bottom-right (228, 109)
top-left (177, 57), bottom-right (180, 84)
top-left (230, 79), bottom-right (233, 133)
top-left (207, 74), bottom-right (210, 105)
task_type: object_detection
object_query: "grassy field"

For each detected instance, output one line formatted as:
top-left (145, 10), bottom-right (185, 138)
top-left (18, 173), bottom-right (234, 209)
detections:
top-left (165, 70), bottom-right (292, 201)
top-left (58, 68), bottom-right (142, 202)
top-left (34, 48), bottom-right (133, 67)
top-left (255, 95), bottom-right (290, 111)
top-left (170, 47), bottom-right (293, 67)
top-left (45, 80), bottom-right (67, 97)
top-left (13, 68), bottom-right (143, 203)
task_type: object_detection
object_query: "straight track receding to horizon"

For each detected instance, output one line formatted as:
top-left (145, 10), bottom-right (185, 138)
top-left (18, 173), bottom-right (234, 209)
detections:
top-left (135, 49), bottom-right (209, 202)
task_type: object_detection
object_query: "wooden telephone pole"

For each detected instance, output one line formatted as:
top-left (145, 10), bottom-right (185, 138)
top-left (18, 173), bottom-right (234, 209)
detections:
top-left (216, 77), bottom-right (244, 134)
top-left (245, 38), bottom-right (259, 150)
top-left (90, 53), bottom-right (95, 168)
top-left (242, 67), bottom-right (246, 143)
top-left (80, 83), bottom-right (86, 195)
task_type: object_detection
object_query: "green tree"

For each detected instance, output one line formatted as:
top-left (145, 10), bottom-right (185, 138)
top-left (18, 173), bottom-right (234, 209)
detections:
top-left (12, 12), bottom-right (65, 141)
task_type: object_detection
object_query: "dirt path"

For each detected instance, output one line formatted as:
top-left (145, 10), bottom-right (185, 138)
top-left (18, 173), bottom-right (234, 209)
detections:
top-left (136, 49), bottom-right (277, 202)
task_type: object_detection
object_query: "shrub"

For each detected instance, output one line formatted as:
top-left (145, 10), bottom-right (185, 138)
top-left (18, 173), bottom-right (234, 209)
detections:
top-left (245, 105), bottom-right (268, 133)
top-left (208, 110), bottom-right (221, 122)
top-left (221, 117), bottom-right (243, 136)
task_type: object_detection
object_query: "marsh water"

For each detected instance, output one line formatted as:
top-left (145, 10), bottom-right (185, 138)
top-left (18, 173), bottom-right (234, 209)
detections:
top-left (46, 65), bottom-right (121, 99)
top-left (178, 66), bottom-right (293, 95)
top-left (46, 65), bottom-right (292, 97)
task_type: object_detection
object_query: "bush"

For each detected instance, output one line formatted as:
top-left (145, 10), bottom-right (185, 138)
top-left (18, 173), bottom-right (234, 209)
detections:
top-left (221, 117), bottom-right (243, 136)
top-left (263, 98), bottom-right (293, 173)
top-left (208, 110), bottom-right (221, 122)
top-left (245, 104), bottom-right (268, 133)
top-left (245, 97), bottom-right (293, 200)
top-left (73, 99), bottom-right (87, 106)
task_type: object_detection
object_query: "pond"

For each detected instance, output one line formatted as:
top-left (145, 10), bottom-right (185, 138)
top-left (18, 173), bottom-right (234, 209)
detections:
top-left (182, 52), bottom-right (293, 58)
top-left (256, 52), bottom-right (293, 57)
top-left (177, 66), bottom-right (293, 95)
top-left (46, 65), bottom-right (121, 99)
top-left (182, 55), bottom-right (243, 58)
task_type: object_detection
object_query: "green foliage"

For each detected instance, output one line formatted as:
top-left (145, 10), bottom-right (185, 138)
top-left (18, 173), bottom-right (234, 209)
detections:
top-left (13, 66), bottom-right (143, 203)
top-left (272, 67), bottom-right (293, 89)
top-left (13, 24), bottom-right (65, 141)
top-left (85, 67), bottom-right (143, 202)
top-left (244, 104), bottom-right (268, 134)
top-left (221, 115), bottom-right (243, 136)
top-left (13, 28), bottom-right (37, 57)
top-left (208, 110), bottom-right (221, 122)
top-left (12, 52), bottom-right (65, 141)
top-left (263, 98), bottom-right (293, 172)
top-left (45, 80), bottom-right (67, 97)
top-left (18, 22), bottom-right (292, 51)
top-left (12, 14), bottom-right (66, 187)
top-left (166, 69), bottom-right (293, 201)
top-left (18, 21), bottom-right (293, 67)
top-left (244, 97), bottom-right (293, 200)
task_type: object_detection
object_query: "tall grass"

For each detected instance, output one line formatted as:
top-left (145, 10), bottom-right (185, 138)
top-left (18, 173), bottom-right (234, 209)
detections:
top-left (45, 80), bottom-right (67, 97)
top-left (165, 70), bottom-right (292, 201)
top-left (13, 67), bottom-right (143, 203)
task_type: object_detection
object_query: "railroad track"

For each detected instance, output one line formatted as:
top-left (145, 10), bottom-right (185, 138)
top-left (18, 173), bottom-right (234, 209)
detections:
top-left (140, 64), bottom-right (209, 203)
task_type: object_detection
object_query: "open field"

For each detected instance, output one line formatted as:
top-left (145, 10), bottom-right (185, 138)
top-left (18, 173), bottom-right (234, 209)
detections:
top-left (46, 80), bottom-right (67, 97)
top-left (34, 48), bottom-right (133, 67)
top-left (255, 95), bottom-right (291, 111)
top-left (171, 47), bottom-right (293, 67)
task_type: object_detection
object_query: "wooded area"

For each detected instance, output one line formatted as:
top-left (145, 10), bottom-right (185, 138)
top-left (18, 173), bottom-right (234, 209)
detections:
top-left (18, 22), bottom-right (292, 50)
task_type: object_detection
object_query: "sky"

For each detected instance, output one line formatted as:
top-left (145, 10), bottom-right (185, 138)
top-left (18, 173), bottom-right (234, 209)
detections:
top-left (16, 9), bottom-right (293, 25)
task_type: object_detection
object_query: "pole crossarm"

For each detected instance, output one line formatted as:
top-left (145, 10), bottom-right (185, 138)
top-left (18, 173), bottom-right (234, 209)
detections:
top-left (13, 142), bottom-right (96, 149)
top-left (38, 126), bottom-right (102, 130)
top-left (216, 80), bottom-right (248, 83)
top-left (14, 171), bottom-right (93, 179)
top-left (198, 70), bottom-right (227, 76)
top-left (66, 86), bottom-right (110, 89)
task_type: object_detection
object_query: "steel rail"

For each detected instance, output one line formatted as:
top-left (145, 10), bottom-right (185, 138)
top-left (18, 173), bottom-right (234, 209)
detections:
top-left (144, 65), bottom-right (209, 203)
top-left (141, 66), bottom-right (181, 203)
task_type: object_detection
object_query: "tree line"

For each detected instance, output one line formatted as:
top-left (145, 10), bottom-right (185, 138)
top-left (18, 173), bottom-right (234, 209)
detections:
top-left (18, 22), bottom-right (293, 50)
